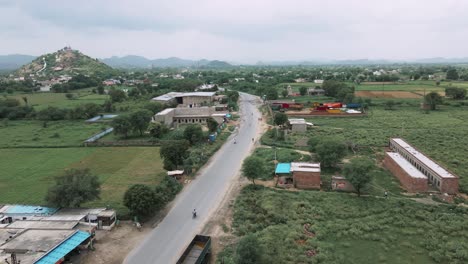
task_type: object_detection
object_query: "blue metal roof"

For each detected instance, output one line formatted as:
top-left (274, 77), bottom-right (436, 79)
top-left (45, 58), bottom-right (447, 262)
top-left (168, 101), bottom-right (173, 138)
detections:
top-left (6, 205), bottom-right (58, 215)
top-left (34, 231), bottom-right (90, 264)
top-left (275, 163), bottom-right (291, 174)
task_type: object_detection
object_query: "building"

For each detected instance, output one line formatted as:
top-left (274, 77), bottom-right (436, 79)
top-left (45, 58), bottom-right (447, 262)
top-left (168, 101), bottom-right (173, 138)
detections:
top-left (151, 92), bottom-right (216, 107)
top-left (288, 118), bottom-right (309, 133)
top-left (196, 84), bottom-right (218, 91)
top-left (388, 138), bottom-right (459, 194)
top-left (331, 176), bottom-right (355, 192)
top-left (313, 79), bottom-right (324, 84)
top-left (307, 87), bottom-right (325, 96)
top-left (152, 107), bottom-right (228, 127)
top-left (383, 152), bottom-right (428, 192)
top-left (275, 162), bottom-right (321, 189)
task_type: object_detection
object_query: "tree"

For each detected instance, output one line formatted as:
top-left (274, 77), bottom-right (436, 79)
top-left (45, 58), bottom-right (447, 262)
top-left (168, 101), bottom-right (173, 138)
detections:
top-left (299, 86), bottom-right (307, 96)
top-left (183, 124), bottom-right (204, 145)
top-left (425, 92), bottom-right (443, 110)
top-left (235, 234), bottom-right (263, 264)
top-left (65, 93), bottom-right (74, 100)
top-left (206, 117), bottom-right (219, 132)
top-left (36, 106), bottom-right (68, 121)
top-left (322, 80), bottom-right (348, 97)
top-left (109, 89), bottom-right (127, 103)
top-left (123, 184), bottom-right (161, 218)
top-left (446, 68), bottom-right (459, 80)
top-left (112, 114), bottom-right (132, 138)
top-left (274, 112), bottom-right (288, 127)
top-left (281, 89), bottom-right (288, 98)
top-left (265, 88), bottom-right (278, 100)
top-left (129, 109), bottom-right (153, 136)
top-left (97, 85), bottom-right (105, 95)
top-left (148, 122), bottom-right (169, 138)
top-left (445, 87), bottom-right (466, 100)
top-left (46, 168), bottom-right (101, 207)
top-left (315, 139), bottom-right (347, 167)
top-left (242, 156), bottom-right (267, 185)
top-left (343, 157), bottom-right (375, 197)
top-left (82, 103), bottom-right (101, 119)
top-left (160, 140), bottom-right (190, 170)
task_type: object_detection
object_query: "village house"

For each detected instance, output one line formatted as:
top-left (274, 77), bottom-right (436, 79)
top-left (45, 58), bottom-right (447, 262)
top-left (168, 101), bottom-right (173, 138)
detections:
top-left (288, 118), bottom-right (310, 133)
top-left (386, 138), bottom-right (459, 194)
top-left (152, 106), bottom-right (228, 128)
top-left (307, 87), bottom-right (325, 96)
top-left (275, 162), bottom-right (321, 189)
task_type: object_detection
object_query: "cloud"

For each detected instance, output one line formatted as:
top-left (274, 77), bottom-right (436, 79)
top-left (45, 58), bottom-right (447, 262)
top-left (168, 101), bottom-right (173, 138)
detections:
top-left (1, 0), bottom-right (468, 61)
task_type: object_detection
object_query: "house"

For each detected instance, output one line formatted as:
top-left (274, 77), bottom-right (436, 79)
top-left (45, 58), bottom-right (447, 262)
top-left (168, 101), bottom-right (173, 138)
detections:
top-left (295, 78), bottom-right (307, 83)
top-left (288, 118), bottom-right (308, 133)
top-left (307, 87), bottom-right (325, 96)
top-left (387, 138), bottom-right (459, 194)
top-left (275, 162), bottom-right (321, 189)
top-left (151, 92), bottom-right (216, 107)
top-left (173, 74), bottom-right (185, 80)
top-left (383, 152), bottom-right (428, 192)
top-left (313, 79), bottom-right (324, 84)
top-left (196, 84), bottom-right (218, 91)
top-left (152, 107), bottom-right (228, 127)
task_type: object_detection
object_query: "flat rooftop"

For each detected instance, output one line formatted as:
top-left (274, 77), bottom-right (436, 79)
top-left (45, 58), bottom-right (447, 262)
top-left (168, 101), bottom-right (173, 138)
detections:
top-left (151, 92), bottom-right (215, 102)
top-left (155, 108), bottom-right (175, 115)
top-left (291, 162), bottom-right (321, 173)
top-left (0, 205), bottom-right (58, 215)
top-left (0, 229), bottom-right (74, 252)
top-left (386, 152), bottom-right (427, 179)
top-left (391, 138), bottom-right (456, 178)
top-left (0, 229), bottom-right (23, 246)
top-left (288, 118), bottom-right (306, 125)
top-left (6, 220), bottom-right (78, 230)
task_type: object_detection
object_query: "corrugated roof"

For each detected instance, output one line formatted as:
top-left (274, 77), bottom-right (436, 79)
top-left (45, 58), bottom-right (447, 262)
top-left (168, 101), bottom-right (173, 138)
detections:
top-left (291, 162), bottom-right (321, 173)
top-left (34, 231), bottom-right (90, 264)
top-left (275, 163), bottom-right (291, 174)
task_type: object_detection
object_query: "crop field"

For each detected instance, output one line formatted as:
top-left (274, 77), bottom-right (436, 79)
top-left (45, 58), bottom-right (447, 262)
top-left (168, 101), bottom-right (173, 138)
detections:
top-left (355, 91), bottom-right (424, 98)
top-left (0, 147), bottom-right (164, 213)
top-left (8, 91), bottom-right (109, 109)
top-left (217, 186), bottom-right (468, 264)
top-left (0, 120), bottom-right (105, 147)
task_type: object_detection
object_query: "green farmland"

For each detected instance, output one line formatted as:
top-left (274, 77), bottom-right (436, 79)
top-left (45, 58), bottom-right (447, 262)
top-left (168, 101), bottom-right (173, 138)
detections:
top-left (0, 120), bottom-right (106, 147)
top-left (218, 186), bottom-right (468, 264)
top-left (0, 147), bottom-right (165, 213)
top-left (8, 91), bottom-right (109, 110)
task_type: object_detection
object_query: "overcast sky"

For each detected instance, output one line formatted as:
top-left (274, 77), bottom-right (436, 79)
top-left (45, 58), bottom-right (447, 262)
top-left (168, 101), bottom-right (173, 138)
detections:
top-left (1, 0), bottom-right (467, 63)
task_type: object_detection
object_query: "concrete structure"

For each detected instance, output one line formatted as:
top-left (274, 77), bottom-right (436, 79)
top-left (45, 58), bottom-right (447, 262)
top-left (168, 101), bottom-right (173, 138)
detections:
top-left (151, 92), bottom-right (216, 107)
top-left (288, 118), bottom-right (307, 133)
top-left (388, 138), bottom-right (459, 194)
top-left (308, 87), bottom-right (325, 96)
top-left (331, 176), bottom-right (355, 192)
top-left (275, 162), bottom-right (321, 189)
top-left (383, 152), bottom-right (428, 193)
top-left (152, 107), bottom-right (228, 128)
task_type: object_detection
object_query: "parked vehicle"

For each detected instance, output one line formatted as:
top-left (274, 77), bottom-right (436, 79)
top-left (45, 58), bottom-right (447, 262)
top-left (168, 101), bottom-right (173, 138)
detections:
top-left (177, 235), bottom-right (211, 264)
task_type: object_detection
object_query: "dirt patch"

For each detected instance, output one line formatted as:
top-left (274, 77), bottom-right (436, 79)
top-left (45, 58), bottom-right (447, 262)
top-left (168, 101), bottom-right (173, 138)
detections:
top-left (80, 221), bottom-right (152, 264)
top-left (355, 91), bottom-right (422, 98)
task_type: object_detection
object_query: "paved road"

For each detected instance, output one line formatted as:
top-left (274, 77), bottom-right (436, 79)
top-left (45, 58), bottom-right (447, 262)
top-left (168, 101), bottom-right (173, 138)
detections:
top-left (125, 93), bottom-right (262, 264)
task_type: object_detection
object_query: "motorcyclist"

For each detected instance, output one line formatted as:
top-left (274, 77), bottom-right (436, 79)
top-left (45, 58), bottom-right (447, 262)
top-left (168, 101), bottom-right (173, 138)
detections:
top-left (192, 209), bottom-right (197, 218)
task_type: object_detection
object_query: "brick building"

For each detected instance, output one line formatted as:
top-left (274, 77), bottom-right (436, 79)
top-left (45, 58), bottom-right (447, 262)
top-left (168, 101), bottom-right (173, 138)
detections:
top-left (331, 176), bottom-right (355, 192)
top-left (383, 152), bottom-right (428, 192)
top-left (275, 162), bottom-right (321, 190)
top-left (387, 138), bottom-right (459, 194)
top-left (151, 92), bottom-right (215, 107)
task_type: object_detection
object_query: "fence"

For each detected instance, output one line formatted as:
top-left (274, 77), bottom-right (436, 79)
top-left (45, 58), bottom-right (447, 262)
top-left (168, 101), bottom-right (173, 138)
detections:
top-left (83, 128), bottom-right (114, 143)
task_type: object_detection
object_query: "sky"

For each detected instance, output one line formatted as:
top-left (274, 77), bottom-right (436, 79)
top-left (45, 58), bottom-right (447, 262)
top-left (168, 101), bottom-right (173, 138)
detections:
top-left (1, 0), bottom-right (468, 63)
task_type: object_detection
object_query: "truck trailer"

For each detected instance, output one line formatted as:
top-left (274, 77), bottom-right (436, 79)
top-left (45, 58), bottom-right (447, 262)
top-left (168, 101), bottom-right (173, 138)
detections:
top-left (177, 235), bottom-right (211, 264)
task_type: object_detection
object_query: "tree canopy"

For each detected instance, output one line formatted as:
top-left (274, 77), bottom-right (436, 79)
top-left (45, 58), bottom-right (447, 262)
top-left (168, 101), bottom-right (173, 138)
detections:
top-left (425, 92), bottom-right (443, 110)
top-left (315, 139), bottom-right (347, 167)
top-left (112, 114), bottom-right (132, 138)
top-left (445, 87), bottom-right (466, 100)
top-left (343, 157), bottom-right (376, 197)
top-left (148, 122), bottom-right (169, 138)
top-left (123, 184), bottom-right (160, 218)
top-left (235, 234), bottom-right (263, 264)
top-left (160, 140), bottom-right (190, 170)
top-left (129, 109), bottom-right (153, 136)
top-left (242, 156), bottom-right (267, 185)
top-left (274, 112), bottom-right (288, 127)
top-left (46, 168), bottom-right (101, 207)
top-left (206, 117), bottom-right (219, 133)
top-left (446, 68), bottom-right (459, 80)
top-left (299, 86), bottom-right (307, 96)
top-left (183, 124), bottom-right (205, 145)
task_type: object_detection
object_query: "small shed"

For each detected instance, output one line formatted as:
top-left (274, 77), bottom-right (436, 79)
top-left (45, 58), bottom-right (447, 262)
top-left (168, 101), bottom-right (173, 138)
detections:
top-left (331, 176), bottom-right (355, 192)
top-left (291, 162), bottom-right (321, 189)
top-left (288, 118), bottom-right (307, 133)
top-left (168, 170), bottom-right (184, 180)
top-left (275, 163), bottom-right (293, 186)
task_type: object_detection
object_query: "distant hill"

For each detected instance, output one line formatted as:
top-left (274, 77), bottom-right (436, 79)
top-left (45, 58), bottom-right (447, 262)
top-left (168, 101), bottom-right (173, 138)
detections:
top-left (0, 54), bottom-right (36, 70)
top-left (102, 56), bottom-right (232, 68)
top-left (16, 47), bottom-right (114, 77)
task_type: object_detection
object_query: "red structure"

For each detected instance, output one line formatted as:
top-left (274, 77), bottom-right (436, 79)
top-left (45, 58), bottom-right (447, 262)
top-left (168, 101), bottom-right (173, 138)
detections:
top-left (383, 152), bottom-right (428, 192)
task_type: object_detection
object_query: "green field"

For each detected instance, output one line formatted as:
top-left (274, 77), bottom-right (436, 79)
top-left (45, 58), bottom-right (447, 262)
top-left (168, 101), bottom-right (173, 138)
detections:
top-left (0, 120), bottom-right (106, 147)
top-left (218, 186), bottom-right (468, 264)
top-left (8, 91), bottom-right (109, 109)
top-left (0, 147), bottom-right (165, 213)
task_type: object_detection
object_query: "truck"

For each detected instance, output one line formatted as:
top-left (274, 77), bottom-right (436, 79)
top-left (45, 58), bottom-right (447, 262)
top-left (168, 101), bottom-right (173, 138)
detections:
top-left (176, 235), bottom-right (211, 264)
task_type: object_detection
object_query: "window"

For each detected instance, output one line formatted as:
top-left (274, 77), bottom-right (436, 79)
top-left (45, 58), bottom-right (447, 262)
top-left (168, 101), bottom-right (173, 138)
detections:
top-left (437, 181), bottom-right (440, 187)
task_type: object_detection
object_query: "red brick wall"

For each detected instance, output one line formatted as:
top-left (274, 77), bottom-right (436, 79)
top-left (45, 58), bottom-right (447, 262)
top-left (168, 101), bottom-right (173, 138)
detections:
top-left (440, 178), bottom-right (459, 194)
top-left (383, 153), bottom-right (428, 193)
top-left (331, 178), bottom-right (355, 192)
top-left (293, 171), bottom-right (320, 189)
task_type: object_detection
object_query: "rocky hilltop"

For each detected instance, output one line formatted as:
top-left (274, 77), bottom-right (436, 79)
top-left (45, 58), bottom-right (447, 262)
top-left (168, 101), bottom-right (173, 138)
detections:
top-left (16, 47), bottom-right (113, 77)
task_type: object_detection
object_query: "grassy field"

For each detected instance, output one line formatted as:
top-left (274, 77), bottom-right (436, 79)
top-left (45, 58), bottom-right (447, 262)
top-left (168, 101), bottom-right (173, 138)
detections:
top-left (217, 186), bottom-right (468, 264)
top-left (0, 120), bottom-right (106, 147)
top-left (0, 147), bottom-right (165, 213)
top-left (8, 91), bottom-right (109, 109)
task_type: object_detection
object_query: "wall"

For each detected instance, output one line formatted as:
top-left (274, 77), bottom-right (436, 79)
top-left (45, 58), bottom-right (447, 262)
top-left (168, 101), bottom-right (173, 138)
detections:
top-left (181, 96), bottom-right (213, 107)
top-left (293, 171), bottom-right (321, 189)
top-left (383, 153), bottom-right (428, 193)
top-left (291, 124), bottom-right (307, 132)
top-left (331, 177), bottom-right (355, 192)
top-left (440, 178), bottom-right (459, 194)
